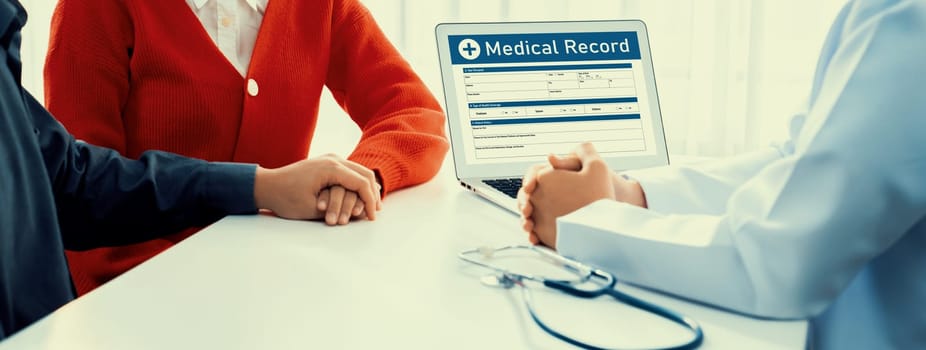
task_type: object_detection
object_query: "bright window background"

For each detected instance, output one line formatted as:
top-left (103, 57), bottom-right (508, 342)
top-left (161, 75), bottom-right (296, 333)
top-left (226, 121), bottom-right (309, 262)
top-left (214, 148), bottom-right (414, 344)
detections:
top-left (21, 0), bottom-right (846, 157)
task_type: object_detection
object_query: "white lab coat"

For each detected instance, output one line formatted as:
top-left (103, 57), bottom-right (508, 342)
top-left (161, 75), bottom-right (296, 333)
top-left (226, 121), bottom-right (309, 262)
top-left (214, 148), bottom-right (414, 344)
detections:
top-left (556, 1), bottom-right (926, 349)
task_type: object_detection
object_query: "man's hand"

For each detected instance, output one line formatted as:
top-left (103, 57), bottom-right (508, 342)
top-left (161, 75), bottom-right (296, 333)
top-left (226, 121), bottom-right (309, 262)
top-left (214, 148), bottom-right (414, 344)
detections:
top-left (253, 155), bottom-right (381, 221)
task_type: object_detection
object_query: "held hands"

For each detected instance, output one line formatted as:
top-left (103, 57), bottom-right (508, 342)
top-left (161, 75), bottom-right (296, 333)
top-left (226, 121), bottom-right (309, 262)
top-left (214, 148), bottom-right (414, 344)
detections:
top-left (517, 143), bottom-right (647, 249)
top-left (317, 183), bottom-right (382, 225)
top-left (254, 154), bottom-right (382, 224)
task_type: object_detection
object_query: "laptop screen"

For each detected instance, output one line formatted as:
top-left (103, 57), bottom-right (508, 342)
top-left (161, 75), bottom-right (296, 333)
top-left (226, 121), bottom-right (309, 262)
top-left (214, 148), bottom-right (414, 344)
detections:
top-left (436, 21), bottom-right (669, 179)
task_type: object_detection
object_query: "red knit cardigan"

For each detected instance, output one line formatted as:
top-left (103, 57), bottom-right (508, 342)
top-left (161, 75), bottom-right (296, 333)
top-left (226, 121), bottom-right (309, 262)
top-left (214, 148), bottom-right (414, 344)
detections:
top-left (44, 0), bottom-right (448, 294)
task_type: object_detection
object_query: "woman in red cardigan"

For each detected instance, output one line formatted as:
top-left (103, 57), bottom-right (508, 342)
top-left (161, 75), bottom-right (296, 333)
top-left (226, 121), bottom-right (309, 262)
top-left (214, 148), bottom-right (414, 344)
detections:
top-left (44, 0), bottom-right (448, 294)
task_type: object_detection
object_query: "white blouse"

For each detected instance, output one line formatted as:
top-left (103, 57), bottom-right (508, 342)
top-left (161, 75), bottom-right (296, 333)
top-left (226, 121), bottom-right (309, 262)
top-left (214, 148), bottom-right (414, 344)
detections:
top-left (187, 0), bottom-right (269, 76)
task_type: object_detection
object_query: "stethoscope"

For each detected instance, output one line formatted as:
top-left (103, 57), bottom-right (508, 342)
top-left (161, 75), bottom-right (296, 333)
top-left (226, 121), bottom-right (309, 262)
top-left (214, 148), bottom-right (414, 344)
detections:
top-left (459, 245), bottom-right (704, 350)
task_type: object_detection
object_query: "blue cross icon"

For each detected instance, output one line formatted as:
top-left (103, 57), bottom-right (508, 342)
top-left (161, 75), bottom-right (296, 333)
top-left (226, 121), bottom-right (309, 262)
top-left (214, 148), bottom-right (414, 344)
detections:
top-left (458, 39), bottom-right (481, 60)
top-left (462, 42), bottom-right (477, 55)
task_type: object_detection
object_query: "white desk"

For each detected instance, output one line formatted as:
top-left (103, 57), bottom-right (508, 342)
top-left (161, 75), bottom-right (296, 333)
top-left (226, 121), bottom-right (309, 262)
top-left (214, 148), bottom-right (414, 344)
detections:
top-left (1, 165), bottom-right (807, 349)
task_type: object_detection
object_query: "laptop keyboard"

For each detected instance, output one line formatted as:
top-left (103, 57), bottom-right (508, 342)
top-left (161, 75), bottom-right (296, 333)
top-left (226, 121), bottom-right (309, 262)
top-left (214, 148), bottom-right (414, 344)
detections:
top-left (482, 178), bottom-right (523, 199)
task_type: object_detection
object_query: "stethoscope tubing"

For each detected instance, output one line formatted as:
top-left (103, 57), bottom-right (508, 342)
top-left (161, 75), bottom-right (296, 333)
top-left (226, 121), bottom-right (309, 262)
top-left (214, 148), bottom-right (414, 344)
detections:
top-left (517, 274), bottom-right (704, 350)
top-left (460, 246), bottom-right (704, 350)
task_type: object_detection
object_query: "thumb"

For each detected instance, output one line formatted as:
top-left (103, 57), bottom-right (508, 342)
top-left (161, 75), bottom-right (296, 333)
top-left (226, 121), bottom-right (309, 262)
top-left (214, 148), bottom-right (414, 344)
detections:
top-left (547, 153), bottom-right (582, 171)
top-left (574, 142), bottom-right (603, 170)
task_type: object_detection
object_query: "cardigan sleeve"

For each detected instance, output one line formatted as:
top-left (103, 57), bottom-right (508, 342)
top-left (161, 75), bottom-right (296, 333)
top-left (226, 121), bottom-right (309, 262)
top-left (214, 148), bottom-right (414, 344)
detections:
top-left (325, 0), bottom-right (449, 196)
top-left (44, 0), bottom-right (133, 154)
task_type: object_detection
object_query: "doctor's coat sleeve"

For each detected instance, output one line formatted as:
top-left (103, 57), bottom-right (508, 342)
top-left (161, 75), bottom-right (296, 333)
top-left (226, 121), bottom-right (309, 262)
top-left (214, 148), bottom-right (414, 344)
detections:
top-left (555, 2), bottom-right (926, 319)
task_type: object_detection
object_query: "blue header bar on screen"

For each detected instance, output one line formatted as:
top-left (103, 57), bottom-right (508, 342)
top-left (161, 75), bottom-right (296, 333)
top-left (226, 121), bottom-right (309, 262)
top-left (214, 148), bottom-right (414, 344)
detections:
top-left (462, 63), bottom-right (631, 73)
top-left (470, 114), bottom-right (641, 126)
top-left (449, 32), bottom-right (641, 64)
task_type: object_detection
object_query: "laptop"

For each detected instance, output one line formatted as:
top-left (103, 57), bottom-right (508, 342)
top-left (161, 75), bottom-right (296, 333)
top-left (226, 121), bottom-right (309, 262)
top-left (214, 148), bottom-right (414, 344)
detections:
top-left (435, 20), bottom-right (669, 213)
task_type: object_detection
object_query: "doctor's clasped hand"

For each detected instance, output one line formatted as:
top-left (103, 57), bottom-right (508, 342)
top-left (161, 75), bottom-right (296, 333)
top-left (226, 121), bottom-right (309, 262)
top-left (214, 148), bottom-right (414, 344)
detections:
top-left (517, 143), bottom-right (646, 248)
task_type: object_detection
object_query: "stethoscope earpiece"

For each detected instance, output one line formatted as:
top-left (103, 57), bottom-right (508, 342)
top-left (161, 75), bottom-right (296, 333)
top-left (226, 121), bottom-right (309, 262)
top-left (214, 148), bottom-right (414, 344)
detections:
top-left (481, 274), bottom-right (515, 289)
top-left (477, 245), bottom-right (495, 259)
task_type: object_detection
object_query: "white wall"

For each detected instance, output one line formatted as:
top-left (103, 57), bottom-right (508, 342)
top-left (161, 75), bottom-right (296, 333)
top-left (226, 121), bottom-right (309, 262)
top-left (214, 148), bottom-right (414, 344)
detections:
top-left (20, 0), bottom-right (53, 100)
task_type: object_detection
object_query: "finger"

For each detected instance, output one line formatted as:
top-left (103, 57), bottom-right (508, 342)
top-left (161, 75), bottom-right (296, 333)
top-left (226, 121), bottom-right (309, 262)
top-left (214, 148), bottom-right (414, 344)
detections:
top-left (352, 198), bottom-right (365, 217)
top-left (317, 188), bottom-right (330, 211)
top-left (528, 233), bottom-right (540, 245)
top-left (547, 153), bottom-right (582, 171)
top-left (521, 164), bottom-right (547, 193)
top-left (326, 186), bottom-right (347, 226)
top-left (339, 191), bottom-right (359, 225)
top-left (374, 182), bottom-right (383, 211)
top-left (338, 161), bottom-right (382, 209)
top-left (574, 142), bottom-right (603, 168)
top-left (521, 199), bottom-right (533, 218)
top-left (331, 166), bottom-right (378, 221)
top-left (534, 165), bottom-right (557, 185)
top-left (521, 217), bottom-right (535, 233)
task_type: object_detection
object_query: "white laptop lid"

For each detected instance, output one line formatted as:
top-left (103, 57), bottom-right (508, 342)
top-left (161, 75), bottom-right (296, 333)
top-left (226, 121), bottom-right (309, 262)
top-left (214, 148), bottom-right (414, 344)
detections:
top-left (435, 21), bottom-right (669, 181)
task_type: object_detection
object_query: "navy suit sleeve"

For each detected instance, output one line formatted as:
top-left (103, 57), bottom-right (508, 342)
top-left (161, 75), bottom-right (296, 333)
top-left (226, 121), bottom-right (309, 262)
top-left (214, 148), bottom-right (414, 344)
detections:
top-left (25, 92), bottom-right (259, 250)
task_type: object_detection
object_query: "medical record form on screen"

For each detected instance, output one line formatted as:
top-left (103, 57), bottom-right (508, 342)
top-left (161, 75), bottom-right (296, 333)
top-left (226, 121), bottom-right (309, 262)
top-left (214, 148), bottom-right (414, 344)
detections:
top-left (446, 31), bottom-right (661, 165)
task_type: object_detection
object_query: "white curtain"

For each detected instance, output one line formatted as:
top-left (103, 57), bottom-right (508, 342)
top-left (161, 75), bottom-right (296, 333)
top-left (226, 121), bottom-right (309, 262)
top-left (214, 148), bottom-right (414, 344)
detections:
top-left (21, 0), bottom-right (846, 157)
